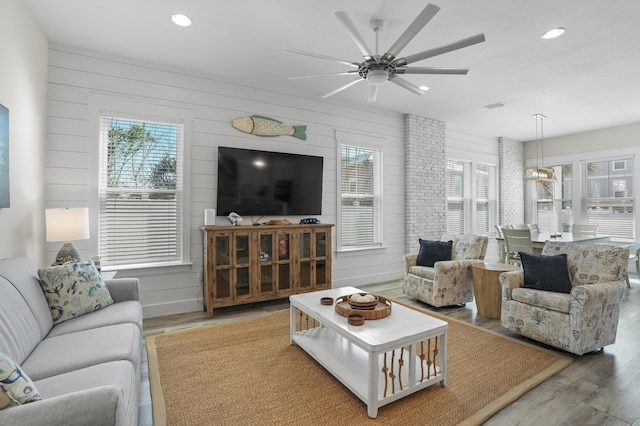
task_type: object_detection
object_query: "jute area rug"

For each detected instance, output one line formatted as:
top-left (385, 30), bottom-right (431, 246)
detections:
top-left (146, 298), bottom-right (572, 426)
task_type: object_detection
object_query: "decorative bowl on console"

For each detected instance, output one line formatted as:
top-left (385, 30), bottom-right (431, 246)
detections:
top-left (348, 293), bottom-right (379, 310)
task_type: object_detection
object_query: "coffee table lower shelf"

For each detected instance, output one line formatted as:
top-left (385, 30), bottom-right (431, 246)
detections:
top-left (291, 324), bottom-right (445, 417)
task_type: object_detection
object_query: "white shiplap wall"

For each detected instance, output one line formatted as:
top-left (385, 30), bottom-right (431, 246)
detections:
top-left (45, 45), bottom-right (406, 318)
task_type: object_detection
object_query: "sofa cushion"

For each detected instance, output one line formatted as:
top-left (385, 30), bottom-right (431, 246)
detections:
top-left (22, 323), bottom-right (140, 381)
top-left (408, 265), bottom-right (435, 280)
top-left (37, 262), bottom-right (114, 325)
top-left (0, 278), bottom-right (44, 365)
top-left (511, 287), bottom-right (572, 314)
top-left (0, 352), bottom-right (42, 409)
top-left (47, 300), bottom-right (143, 338)
top-left (417, 239), bottom-right (452, 267)
top-left (520, 252), bottom-right (572, 294)
top-left (34, 360), bottom-right (137, 425)
top-left (0, 257), bottom-right (53, 343)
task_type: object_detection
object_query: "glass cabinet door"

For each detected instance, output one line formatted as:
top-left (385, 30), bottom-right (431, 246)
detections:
top-left (298, 231), bottom-right (312, 289)
top-left (214, 235), bottom-right (231, 299)
top-left (314, 231), bottom-right (328, 288)
top-left (258, 233), bottom-right (275, 295)
top-left (234, 234), bottom-right (251, 297)
top-left (276, 232), bottom-right (292, 293)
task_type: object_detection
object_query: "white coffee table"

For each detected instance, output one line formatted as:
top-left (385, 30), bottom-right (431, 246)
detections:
top-left (289, 286), bottom-right (448, 418)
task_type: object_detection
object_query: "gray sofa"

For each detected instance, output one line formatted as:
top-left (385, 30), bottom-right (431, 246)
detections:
top-left (0, 257), bottom-right (143, 426)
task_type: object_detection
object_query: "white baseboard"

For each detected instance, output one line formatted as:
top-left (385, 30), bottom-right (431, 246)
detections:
top-left (143, 299), bottom-right (202, 319)
top-left (332, 271), bottom-right (402, 288)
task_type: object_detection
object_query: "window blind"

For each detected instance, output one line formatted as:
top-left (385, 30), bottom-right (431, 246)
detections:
top-left (98, 116), bottom-right (184, 266)
top-left (339, 144), bottom-right (383, 248)
top-left (584, 158), bottom-right (635, 239)
top-left (536, 164), bottom-right (573, 232)
top-left (447, 160), bottom-right (465, 233)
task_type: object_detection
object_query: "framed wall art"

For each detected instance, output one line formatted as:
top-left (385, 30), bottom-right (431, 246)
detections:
top-left (0, 103), bottom-right (9, 208)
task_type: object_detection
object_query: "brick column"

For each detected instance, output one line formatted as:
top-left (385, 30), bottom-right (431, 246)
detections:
top-left (404, 114), bottom-right (447, 253)
top-left (498, 137), bottom-right (525, 225)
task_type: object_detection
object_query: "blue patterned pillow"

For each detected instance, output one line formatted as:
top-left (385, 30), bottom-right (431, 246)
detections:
top-left (38, 261), bottom-right (114, 325)
top-left (0, 352), bottom-right (42, 410)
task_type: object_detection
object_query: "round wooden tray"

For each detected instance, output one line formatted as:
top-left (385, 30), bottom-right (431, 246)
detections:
top-left (335, 295), bottom-right (392, 320)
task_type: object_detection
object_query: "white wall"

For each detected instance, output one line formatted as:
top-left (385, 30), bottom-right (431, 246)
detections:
top-left (0, 0), bottom-right (48, 264)
top-left (524, 121), bottom-right (640, 159)
top-left (45, 45), bottom-right (406, 317)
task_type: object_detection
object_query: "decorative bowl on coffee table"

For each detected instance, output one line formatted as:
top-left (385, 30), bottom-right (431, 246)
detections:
top-left (348, 293), bottom-right (379, 310)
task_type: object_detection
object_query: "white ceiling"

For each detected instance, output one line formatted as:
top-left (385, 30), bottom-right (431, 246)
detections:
top-left (21, 0), bottom-right (640, 140)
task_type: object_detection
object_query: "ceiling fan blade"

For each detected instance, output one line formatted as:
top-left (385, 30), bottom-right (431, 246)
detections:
top-left (335, 11), bottom-right (374, 59)
top-left (321, 77), bottom-right (364, 98)
top-left (391, 33), bottom-right (486, 67)
top-left (389, 76), bottom-right (426, 95)
top-left (381, 3), bottom-right (440, 63)
top-left (368, 85), bottom-right (379, 103)
top-left (285, 48), bottom-right (360, 68)
top-left (396, 67), bottom-right (469, 75)
top-left (288, 71), bottom-right (359, 80)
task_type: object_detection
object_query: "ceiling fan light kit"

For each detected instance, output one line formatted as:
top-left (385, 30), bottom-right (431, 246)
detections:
top-left (287, 2), bottom-right (486, 102)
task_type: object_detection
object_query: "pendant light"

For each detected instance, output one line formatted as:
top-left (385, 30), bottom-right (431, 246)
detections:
top-left (525, 113), bottom-right (556, 183)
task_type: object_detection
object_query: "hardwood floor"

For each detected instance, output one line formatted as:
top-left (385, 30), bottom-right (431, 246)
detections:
top-left (139, 276), bottom-right (640, 425)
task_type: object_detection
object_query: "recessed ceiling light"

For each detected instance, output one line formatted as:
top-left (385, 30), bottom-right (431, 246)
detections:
top-left (171, 13), bottom-right (192, 27)
top-left (419, 86), bottom-right (430, 92)
top-left (541, 27), bottom-right (566, 39)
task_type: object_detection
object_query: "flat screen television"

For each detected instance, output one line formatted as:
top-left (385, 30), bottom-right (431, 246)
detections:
top-left (216, 147), bottom-right (323, 217)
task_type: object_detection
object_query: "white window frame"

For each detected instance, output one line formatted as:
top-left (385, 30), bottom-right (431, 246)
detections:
top-left (89, 95), bottom-right (193, 271)
top-left (446, 158), bottom-right (497, 235)
top-left (526, 148), bottom-right (639, 242)
top-left (335, 131), bottom-right (384, 252)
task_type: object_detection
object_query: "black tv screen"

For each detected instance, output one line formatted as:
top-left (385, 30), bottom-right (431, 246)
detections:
top-left (216, 147), bottom-right (323, 217)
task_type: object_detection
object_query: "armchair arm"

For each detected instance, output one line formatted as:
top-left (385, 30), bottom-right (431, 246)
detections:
top-left (0, 385), bottom-right (126, 426)
top-left (403, 254), bottom-right (418, 277)
top-left (569, 281), bottom-right (626, 351)
top-left (499, 270), bottom-right (524, 301)
top-left (104, 278), bottom-right (140, 303)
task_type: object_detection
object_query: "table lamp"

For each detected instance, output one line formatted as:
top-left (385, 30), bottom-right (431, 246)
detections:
top-left (45, 207), bottom-right (90, 265)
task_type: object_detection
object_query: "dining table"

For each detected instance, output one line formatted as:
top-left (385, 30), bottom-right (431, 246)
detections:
top-left (496, 231), bottom-right (612, 263)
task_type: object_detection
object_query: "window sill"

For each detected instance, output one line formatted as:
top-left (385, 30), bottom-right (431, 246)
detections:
top-left (335, 245), bottom-right (388, 257)
top-left (102, 261), bottom-right (193, 277)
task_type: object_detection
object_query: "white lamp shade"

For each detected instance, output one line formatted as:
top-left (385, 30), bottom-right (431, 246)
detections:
top-left (45, 208), bottom-right (90, 242)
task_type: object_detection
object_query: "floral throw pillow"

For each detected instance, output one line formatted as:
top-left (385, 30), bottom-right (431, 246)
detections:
top-left (0, 352), bottom-right (42, 410)
top-left (38, 261), bottom-right (114, 325)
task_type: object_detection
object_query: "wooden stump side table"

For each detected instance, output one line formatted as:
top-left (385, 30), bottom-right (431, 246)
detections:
top-left (471, 262), bottom-right (520, 319)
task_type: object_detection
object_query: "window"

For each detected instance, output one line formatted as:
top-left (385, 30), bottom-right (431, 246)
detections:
top-left (98, 116), bottom-right (185, 266)
top-left (476, 164), bottom-right (491, 233)
top-left (338, 143), bottom-right (383, 250)
top-left (584, 157), bottom-right (635, 239)
top-left (446, 160), bottom-right (496, 234)
top-left (535, 164), bottom-right (573, 233)
top-left (447, 161), bottom-right (465, 233)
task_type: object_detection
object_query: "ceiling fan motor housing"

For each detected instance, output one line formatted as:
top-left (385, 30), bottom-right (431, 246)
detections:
top-left (359, 62), bottom-right (396, 84)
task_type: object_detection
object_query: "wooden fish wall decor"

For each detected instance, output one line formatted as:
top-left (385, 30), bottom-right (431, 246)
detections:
top-left (232, 115), bottom-right (307, 140)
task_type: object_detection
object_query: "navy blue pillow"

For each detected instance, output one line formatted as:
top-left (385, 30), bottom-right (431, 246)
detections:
top-left (519, 252), bottom-right (572, 293)
top-left (417, 239), bottom-right (453, 267)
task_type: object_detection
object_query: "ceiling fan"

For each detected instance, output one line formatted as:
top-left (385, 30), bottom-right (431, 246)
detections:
top-left (286, 3), bottom-right (486, 103)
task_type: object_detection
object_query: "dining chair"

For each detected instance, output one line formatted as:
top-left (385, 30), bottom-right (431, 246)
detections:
top-left (526, 224), bottom-right (539, 233)
top-left (495, 225), bottom-right (507, 263)
top-left (502, 228), bottom-right (533, 266)
top-left (572, 224), bottom-right (598, 236)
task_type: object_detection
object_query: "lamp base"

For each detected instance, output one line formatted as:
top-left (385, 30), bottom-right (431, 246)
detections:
top-left (52, 242), bottom-right (81, 266)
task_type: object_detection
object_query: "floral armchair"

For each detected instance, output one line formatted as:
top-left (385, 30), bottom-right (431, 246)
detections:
top-left (403, 233), bottom-right (488, 307)
top-left (500, 242), bottom-right (628, 355)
